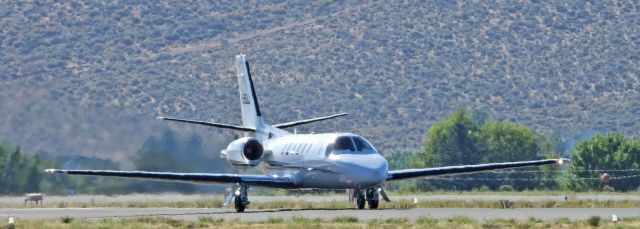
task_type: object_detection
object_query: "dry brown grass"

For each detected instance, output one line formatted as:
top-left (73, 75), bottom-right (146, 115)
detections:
top-left (9, 216), bottom-right (640, 229)
top-left (5, 198), bottom-right (640, 210)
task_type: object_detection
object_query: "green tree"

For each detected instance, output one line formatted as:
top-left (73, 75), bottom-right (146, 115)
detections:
top-left (130, 129), bottom-right (197, 193)
top-left (0, 145), bottom-right (29, 194)
top-left (23, 155), bottom-right (43, 193)
top-left (417, 109), bottom-right (558, 191)
top-left (478, 120), bottom-right (557, 190)
top-left (418, 109), bottom-right (483, 190)
top-left (420, 109), bottom-right (481, 167)
top-left (128, 129), bottom-right (232, 193)
top-left (564, 133), bottom-right (640, 191)
top-left (479, 121), bottom-right (541, 162)
top-left (0, 141), bottom-right (59, 194)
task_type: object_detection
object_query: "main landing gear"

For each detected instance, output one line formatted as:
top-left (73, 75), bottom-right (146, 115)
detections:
top-left (356, 191), bottom-right (365, 209)
top-left (234, 184), bottom-right (250, 212)
top-left (354, 188), bottom-right (379, 209)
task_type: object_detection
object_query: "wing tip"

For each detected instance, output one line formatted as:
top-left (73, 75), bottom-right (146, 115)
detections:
top-left (557, 158), bottom-right (570, 165)
top-left (44, 168), bottom-right (62, 173)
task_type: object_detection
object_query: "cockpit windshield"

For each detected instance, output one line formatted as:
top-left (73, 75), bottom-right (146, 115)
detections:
top-left (334, 136), bottom-right (355, 151)
top-left (326, 136), bottom-right (377, 155)
top-left (353, 137), bottom-right (373, 151)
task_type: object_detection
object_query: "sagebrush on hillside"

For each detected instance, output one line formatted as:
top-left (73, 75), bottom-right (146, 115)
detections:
top-left (0, 1), bottom-right (637, 158)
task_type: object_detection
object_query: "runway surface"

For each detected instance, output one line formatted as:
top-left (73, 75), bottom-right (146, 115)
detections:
top-left (2, 194), bottom-right (638, 221)
top-left (2, 193), bottom-right (639, 205)
top-left (1, 207), bottom-right (637, 221)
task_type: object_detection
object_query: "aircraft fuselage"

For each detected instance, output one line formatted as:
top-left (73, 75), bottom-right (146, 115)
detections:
top-left (235, 133), bottom-right (389, 189)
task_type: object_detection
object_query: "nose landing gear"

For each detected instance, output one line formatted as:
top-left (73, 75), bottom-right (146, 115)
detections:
top-left (354, 188), bottom-right (380, 209)
top-left (366, 188), bottom-right (379, 209)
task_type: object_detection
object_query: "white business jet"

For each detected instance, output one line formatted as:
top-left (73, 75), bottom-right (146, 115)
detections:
top-left (47, 54), bottom-right (567, 212)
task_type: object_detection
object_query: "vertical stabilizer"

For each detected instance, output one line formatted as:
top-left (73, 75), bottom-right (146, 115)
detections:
top-left (235, 54), bottom-right (264, 131)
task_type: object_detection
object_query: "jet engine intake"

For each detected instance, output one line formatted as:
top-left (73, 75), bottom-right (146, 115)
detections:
top-left (222, 137), bottom-right (264, 166)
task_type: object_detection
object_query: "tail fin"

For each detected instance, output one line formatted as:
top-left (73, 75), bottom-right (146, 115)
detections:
top-left (235, 54), bottom-right (264, 129)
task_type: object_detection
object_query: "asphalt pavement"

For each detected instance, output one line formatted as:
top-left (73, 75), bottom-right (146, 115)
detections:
top-left (0, 207), bottom-right (637, 221)
top-left (2, 194), bottom-right (638, 221)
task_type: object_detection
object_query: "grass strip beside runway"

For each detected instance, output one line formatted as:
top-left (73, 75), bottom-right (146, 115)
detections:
top-left (7, 215), bottom-right (639, 228)
top-left (7, 199), bottom-right (640, 209)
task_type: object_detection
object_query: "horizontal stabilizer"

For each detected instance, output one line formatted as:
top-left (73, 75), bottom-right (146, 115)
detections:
top-left (273, 113), bottom-right (348, 129)
top-left (157, 117), bottom-right (256, 132)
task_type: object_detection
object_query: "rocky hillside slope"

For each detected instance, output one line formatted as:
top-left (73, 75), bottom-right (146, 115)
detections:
top-left (0, 1), bottom-right (638, 158)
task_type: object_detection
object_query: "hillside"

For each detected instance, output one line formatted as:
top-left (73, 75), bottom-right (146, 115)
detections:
top-left (0, 1), bottom-right (638, 159)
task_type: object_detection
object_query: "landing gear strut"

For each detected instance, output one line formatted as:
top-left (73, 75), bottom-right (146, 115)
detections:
top-left (234, 184), bottom-right (250, 212)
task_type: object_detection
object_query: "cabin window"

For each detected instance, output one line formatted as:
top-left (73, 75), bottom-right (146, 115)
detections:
top-left (293, 143), bottom-right (301, 153)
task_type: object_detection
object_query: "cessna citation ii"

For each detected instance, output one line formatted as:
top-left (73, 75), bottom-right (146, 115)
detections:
top-left (47, 54), bottom-right (568, 212)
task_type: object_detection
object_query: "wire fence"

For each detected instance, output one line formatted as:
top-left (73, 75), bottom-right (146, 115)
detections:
top-left (494, 169), bottom-right (640, 173)
top-left (426, 174), bottom-right (640, 181)
top-left (425, 169), bottom-right (640, 181)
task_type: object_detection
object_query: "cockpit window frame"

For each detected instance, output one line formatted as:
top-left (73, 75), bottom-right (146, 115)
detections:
top-left (334, 136), bottom-right (356, 152)
top-left (327, 135), bottom-right (378, 156)
top-left (353, 137), bottom-right (372, 151)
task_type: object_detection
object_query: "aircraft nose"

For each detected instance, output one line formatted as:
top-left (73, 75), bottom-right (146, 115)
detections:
top-left (338, 154), bottom-right (388, 187)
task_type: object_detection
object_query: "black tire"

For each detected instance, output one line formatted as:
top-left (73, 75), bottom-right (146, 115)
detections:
top-left (356, 193), bottom-right (365, 209)
top-left (368, 199), bottom-right (379, 209)
top-left (234, 195), bottom-right (245, 213)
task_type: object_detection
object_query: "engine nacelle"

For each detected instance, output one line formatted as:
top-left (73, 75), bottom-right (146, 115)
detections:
top-left (221, 137), bottom-right (264, 166)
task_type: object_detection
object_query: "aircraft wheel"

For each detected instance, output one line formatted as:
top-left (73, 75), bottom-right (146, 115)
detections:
top-left (365, 188), bottom-right (379, 209)
top-left (356, 192), bottom-right (365, 209)
top-left (368, 199), bottom-right (379, 209)
top-left (234, 195), bottom-right (246, 212)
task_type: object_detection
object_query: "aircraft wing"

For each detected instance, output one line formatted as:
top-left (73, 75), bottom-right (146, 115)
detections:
top-left (45, 169), bottom-right (294, 188)
top-left (386, 158), bottom-right (568, 181)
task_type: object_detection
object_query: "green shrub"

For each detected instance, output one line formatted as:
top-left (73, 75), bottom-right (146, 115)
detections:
top-left (554, 217), bottom-right (572, 225)
top-left (527, 217), bottom-right (542, 223)
top-left (266, 217), bottom-right (284, 224)
top-left (602, 185), bottom-right (615, 192)
top-left (416, 216), bottom-right (438, 225)
top-left (367, 219), bottom-right (382, 227)
top-left (332, 216), bottom-right (358, 223)
top-left (61, 216), bottom-right (73, 224)
top-left (198, 217), bottom-right (224, 225)
top-left (499, 185), bottom-right (514, 192)
top-left (587, 216), bottom-right (601, 227)
top-left (447, 215), bottom-right (475, 224)
top-left (478, 185), bottom-right (492, 192)
top-left (292, 216), bottom-right (311, 224)
top-left (384, 217), bottom-right (409, 224)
